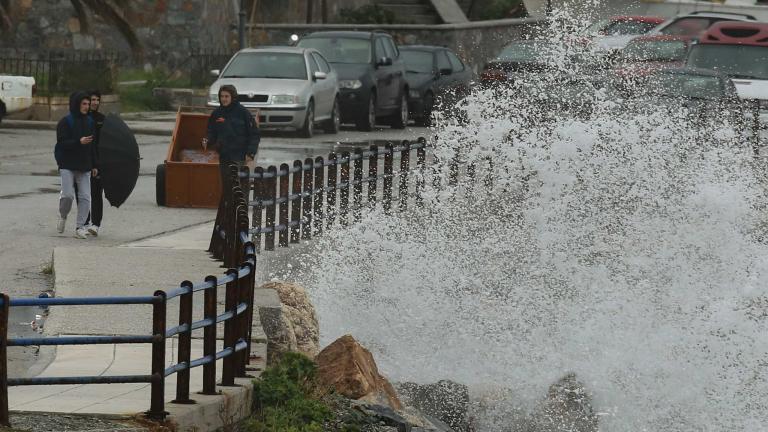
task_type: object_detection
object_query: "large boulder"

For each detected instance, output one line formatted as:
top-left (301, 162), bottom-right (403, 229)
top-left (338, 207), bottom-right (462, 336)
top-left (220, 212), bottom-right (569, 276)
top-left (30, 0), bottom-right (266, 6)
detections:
top-left (397, 380), bottom-right (470, 432)
top-left (527, 373), bottom-right (599, 432)
top-left (316, 334), bottom-right (403, 410)
top-left (257, 281), bottom-right (320, 365)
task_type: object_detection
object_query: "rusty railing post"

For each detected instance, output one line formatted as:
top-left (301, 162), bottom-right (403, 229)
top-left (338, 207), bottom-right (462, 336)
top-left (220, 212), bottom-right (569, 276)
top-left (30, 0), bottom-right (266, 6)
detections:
top-left (416, 141), bottom-right (426, 207)
top-left (252, 167), bottom-right (264, 253)
top-left (148, 290), bottom-right (167, 420)
top-left (353, 148), bottom-right (363, 221)
top-left (383, 142), bottom-right (394, 215)
top-left (368, 144), bottom-right (378, 209)
top-left (752, 99), bottom-right (761, 156)
top-left (399, 140), bottom-right (410, 212)
top-left (291, 160), bottom-right (303, 244)
top-left (173, 281), bottom-right (195, 404)
top-left (238, 260), bottom-right (255, 377)
top-left (340, 152), bottom-right (350, 226)
top-left (279, 164), bottom-right (290, 247)
top-left (302, 158), bottom-right (313, 240)
top-left (313, 156), bottom-right (325, 237)
top-left (327, 152), bottom-right (337, 229)
top-left (0, 294), bottom-right (9, 427)
top-left (201, 276), bottom-right (218, 395)
top-left (265, 166), bottom-right (277, 252)
top-left (221, 269), bottom-right (239, 387)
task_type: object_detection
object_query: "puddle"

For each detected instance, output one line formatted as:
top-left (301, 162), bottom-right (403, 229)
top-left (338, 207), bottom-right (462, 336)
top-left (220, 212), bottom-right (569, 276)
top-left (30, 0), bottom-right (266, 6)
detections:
top-left (8, 305), bottom-right (50, 379)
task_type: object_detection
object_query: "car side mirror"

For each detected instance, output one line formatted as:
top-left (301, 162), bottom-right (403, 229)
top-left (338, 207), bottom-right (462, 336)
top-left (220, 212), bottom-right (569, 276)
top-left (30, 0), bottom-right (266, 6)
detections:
top-left (440, 68), bottom-right (452, 76)
top-left (313, 71), bottom-right (327, 80)
top-left (210, 69), bottom-right (220, 77)
top-left (377, 57), bottom-right (393, 67)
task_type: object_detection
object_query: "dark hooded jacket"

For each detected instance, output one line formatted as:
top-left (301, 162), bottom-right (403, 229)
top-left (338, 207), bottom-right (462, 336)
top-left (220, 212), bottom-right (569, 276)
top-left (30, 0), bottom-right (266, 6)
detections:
top-left (55, 92), bottom-right (96, 171)
top-left (206, 89), bottom-right (260, 162)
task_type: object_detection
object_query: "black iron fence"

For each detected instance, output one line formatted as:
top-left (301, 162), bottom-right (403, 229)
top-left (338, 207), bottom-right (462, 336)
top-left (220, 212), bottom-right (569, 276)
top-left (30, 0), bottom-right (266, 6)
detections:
top-left (190, 49), bottom-right (233, 88)
top-left (0, 50), bottom-right (121, 96)
top-left (0, 164), bottom-right (255, 425)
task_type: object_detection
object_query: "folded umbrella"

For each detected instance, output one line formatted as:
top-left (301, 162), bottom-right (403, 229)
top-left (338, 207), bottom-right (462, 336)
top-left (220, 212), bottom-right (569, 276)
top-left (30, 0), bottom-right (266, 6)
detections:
top-left (97, 114), bottom-right (140, 208)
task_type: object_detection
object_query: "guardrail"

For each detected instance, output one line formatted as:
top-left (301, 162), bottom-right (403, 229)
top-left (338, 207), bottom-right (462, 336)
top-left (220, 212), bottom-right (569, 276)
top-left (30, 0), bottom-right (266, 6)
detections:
top-left (0, 164), bottom-right (254, 426)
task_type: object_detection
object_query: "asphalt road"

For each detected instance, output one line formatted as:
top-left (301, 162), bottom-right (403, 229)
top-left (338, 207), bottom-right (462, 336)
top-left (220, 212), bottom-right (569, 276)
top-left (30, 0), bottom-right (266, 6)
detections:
top-left (0, 124), bottom-right (427, 299)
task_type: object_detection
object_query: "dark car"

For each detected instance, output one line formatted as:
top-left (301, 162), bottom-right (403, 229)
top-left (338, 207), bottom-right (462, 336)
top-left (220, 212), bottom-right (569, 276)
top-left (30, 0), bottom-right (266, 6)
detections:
top-left (399, 45), bottom-right (472, 126)
top-left (297, 31), bottom-right (409, 131)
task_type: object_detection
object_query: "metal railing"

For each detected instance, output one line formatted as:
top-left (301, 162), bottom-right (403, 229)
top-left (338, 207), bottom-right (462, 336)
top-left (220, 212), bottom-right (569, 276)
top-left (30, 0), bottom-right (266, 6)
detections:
top-left (0, 164), bottom-right (254, 426)
top-left (0, 50), bottom-right (120, 95)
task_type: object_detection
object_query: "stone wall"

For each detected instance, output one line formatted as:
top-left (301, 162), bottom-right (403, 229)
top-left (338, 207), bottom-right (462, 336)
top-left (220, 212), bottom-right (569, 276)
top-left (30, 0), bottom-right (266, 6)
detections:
top-left (247, 18), bottom-right (544, 75)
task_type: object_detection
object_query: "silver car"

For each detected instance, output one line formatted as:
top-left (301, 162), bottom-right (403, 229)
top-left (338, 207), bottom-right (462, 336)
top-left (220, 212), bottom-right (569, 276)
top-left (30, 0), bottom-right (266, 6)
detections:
top-left (208, 47), bottom-right (340, 137)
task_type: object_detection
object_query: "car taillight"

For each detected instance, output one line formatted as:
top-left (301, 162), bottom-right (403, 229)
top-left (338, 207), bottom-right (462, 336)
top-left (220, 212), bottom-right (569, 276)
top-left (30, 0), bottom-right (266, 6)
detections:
top-left (31, 83), bottom-right (37, 96)
top-left (480, 69), bottom-right (506, 82)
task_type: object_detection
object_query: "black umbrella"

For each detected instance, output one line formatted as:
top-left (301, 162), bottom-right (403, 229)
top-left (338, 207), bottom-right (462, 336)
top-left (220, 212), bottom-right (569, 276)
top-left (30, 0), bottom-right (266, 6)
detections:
top-left (98, 114), bottom-right (140, 208)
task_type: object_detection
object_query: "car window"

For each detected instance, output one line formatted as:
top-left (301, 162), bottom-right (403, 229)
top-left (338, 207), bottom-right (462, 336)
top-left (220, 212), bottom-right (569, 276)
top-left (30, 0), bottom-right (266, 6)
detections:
top-left (383, 38), bottom-right (397, 59)
top-left (401, 50), bottom-right (434, 74)
top-left (313, 53), bottom-right (331, 73)
top-left (650, 72), bottom-right (724, 99)
top-left (436, 51), bottom-right (451, 71)
top-left (308, 54), bottom-right (320, 75)
top-left (620, 39), bottom-right (688, 62)
top-left (660, 17), bottom-right (716, 36)
top-left (446, 51), bottom-right (465, 72)
top-left (297, 37), bottom-right (371, 64)
top-left (374, 38), bottom-right (387, 60)
top-left (604, 20), bottom-right (658, 36)
top-left (221, 52), bottom-right (307, 80)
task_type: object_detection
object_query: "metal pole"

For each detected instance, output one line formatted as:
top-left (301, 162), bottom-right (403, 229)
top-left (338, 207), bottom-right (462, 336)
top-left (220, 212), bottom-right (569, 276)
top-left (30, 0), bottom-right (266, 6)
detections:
top-left (306, 0), bottom-right (314, 24)
top-left (202, 276), bottom-right (218, 395)
top-left (238, 0), bottom-right (246, 50)
top-left (172, 281), bottom-right (194, 404)
top-left (0, 294), bottom-right (9, 427)
top-left (148, 291), bottom-right (167, 420)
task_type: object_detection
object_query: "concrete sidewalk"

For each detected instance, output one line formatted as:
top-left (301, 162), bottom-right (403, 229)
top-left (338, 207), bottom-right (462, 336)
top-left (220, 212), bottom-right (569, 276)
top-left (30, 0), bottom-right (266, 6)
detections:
top-left (7, 222), bottom-right (266, 431)
top-left (0, 118), bottom-right (175, 136)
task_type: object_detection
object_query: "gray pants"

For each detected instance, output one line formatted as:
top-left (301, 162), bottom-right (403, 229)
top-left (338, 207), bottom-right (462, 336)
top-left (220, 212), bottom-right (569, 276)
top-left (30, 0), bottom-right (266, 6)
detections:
top-left (59, 169), bottom-right (91, 229)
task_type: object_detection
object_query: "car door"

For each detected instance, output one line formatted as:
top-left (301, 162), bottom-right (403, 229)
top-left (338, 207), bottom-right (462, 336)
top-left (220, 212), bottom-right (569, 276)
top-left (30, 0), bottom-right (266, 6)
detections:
top-left (373, 36), bottom-right (396, 109)
top-left (434, 50), bottom-right (453, 106)
top-left (310, 52), bottom-right (334, 118)
top-left (446, 50), bottom-right (471, 99)
top-left (383, 37), bottom-right (405, 106)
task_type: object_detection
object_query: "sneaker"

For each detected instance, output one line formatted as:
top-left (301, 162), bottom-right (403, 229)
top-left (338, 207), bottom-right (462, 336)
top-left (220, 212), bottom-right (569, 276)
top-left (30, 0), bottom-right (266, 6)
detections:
top-left (57, 217), bottom-right (66, 233)
top-left (86, 224), bottom-right (99, 236)
top-left (74, 228), bottom-right (88, 239)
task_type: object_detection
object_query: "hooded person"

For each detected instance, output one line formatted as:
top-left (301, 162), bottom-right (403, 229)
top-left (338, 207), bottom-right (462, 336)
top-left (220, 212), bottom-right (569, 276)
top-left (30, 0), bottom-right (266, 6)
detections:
top-left (204, 85), bottom-right (260, 184)
top-left (84, 89), bottom-right (105, 236)
top-left (55, 91), bottom-right (97, 239)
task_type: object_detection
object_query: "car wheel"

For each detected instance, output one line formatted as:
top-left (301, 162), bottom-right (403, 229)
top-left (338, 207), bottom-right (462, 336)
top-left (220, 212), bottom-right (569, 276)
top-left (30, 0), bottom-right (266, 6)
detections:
top-left (356, 92), bottom-right (376, 131)
top-left (300, 100), bottom-right (315, 138)
top-left (415, 92), bottom-right (434, 127)
top-left (389, 93), bottom-right (408, 129)
top-left (323, 98), bottom-right (341, 134)
top-left (155, 164), bottom-right (166, 206)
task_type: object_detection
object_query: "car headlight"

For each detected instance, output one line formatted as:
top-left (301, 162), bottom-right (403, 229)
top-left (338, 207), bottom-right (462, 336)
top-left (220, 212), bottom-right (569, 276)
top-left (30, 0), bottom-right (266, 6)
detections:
top-left (409, 89), bottom-right (420, 99)
top-left (339, 80), bottom-right (363, 90)
top-left (208, 93), bottom-right (218, 103)
top-left (272, 95), bottom-right (299, 104)
top-left (760, 99), bottom-right (768, 110)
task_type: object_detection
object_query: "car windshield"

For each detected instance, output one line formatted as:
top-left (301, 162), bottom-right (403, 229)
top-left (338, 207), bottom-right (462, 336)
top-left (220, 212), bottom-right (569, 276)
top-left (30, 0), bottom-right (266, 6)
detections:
top-left (660, 17), bottom-right (716, 36)
top-left (221, 52), bottom-right (307, 79)
top-left (687, 44), bottom-right (768, 80)
top-left (620, 39), bottom-right (688, 62)
top-left (298, 37), bottom-right (371, 64)
top-left (649, 73), bottom-right (724, 99)
top-left (401, 50), bottom-right (433, 73)
top-left (603, 20), bottom-right (659, 35)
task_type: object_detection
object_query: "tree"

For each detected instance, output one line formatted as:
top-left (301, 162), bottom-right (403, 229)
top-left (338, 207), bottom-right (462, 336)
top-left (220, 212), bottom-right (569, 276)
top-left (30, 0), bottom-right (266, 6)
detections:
top-left (70, 0), bottom-right (143, 61)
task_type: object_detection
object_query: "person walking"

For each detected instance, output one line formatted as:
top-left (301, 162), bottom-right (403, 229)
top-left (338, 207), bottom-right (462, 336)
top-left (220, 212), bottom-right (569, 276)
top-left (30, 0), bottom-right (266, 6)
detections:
top-left (85, 89), bottom-right (105, 236)
top-left (55, 91), bottom-right (97, 239)
top-left (203, 85), bottom-right (260, 186)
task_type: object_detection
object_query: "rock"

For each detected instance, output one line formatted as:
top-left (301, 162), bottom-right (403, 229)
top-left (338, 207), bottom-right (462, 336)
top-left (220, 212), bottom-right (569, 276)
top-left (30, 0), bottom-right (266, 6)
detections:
top-left (316, 334), bottom-right (403, 410)
top-left (528, 373), bottom-right (599, 432)
top-left (397, 380), bottom-right (470, 432)
top-left (257, 281), bottom-right (320, 365)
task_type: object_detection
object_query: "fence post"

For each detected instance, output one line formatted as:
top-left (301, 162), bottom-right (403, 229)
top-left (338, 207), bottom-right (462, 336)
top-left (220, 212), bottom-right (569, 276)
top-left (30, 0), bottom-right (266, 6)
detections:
top-left (313, 156), bottom-right (325, 237)
top-left (0, 294), bottom-right (8, 427)
top-left (201, 275), bottom-right (218, 395)
top-left (383, 143), bottom-right (394, 215)
top-left (265, 166), bottom-right (277, 252)
top-left (279, 164), bottom-right (290, 248)
top-left (221, 268), bottom-right (239, 387)
top-left (302, 158), bottom-right (313, 240)
top-left (339, 152), bottom-right (350, 226)
top-left (368, 144), bottom-right (378, 209)
top-left (327, 152), bottom-right (338, 229)
top-left (353, 148), bottom-right (363, 222)
top-left (416, 141), bottom-right (426, 207)
top-left (399, 141), bottom-right (410, 212)
top-left (243, 247), bottom-right (257, 371)
top-left (252, 167), bottom-right (264, 253)
top-left (148, 290), bottom-right (167, 420)
top-left (752, 99), bottom-right (761, 156)
top-left (238, 260), bottom-right (255, 377)
top-left (173, 281), bottom-right (195, 404)
top-left (291, 160), bottom-right (303, 244)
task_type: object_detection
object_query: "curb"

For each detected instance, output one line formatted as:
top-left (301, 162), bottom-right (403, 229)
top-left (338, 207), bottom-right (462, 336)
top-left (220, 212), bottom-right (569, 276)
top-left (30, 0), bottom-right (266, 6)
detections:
top-left (0, 120), bottom-right (173, 137)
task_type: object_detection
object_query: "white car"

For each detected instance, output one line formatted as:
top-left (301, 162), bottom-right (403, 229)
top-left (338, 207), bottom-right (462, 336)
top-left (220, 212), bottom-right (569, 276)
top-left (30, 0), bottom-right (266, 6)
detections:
top-left (208, 47), bottom-right (340, 138)
top-left (0, 75), bottom-right (35, 124)
top-left (650, 11), bottom-right (757, 36)
top-left (583, 15), bottom-right (666, 51)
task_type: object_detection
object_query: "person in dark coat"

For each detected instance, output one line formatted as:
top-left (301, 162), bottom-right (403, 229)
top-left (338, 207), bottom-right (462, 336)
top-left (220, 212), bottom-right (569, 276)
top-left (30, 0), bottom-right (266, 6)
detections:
top-left (55, 91), bottom-right (97, 239)
top-left (85, 89), bottom-right (106, 236)
top-left (203, 85), bottom-right (260, 184)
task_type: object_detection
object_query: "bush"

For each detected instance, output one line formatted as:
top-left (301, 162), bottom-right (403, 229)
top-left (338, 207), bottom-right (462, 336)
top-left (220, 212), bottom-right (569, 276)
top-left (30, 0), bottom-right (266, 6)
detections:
top-left (117, 68), bottom-right (190, 112)
top-left (339, 4), bottom-right (395, 24)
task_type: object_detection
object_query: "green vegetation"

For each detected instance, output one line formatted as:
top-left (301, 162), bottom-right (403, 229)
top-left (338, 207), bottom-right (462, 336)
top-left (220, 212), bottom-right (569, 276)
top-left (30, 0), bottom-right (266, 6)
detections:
top-left (339, 4), bottom-right (395, 24)
top-left (117, 69), bottom-right (189, 113)
top-left (477, 0), bottom-right (527, 20)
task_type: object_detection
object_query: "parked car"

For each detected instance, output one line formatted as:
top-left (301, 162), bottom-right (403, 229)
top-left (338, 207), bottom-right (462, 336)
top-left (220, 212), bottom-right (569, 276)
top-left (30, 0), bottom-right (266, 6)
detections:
top-left (612, 35), bottom-right (693, 93)
top-left (0, 75), bottom-right (35, 124)
top-left (583, 15), bottom-right (666, 51)
top-left (685, 21), bottom-right (768, 124)
top-left (650, 11), bottom-right (757, 36)
top-left (296, 31), bottom-right (409, 131)
top-left (208, 47), bottom-right (339, 138)
top-left (399, 45), bottom-right (472, 126)
top-left (479, 40), bottom-right (562, 86)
